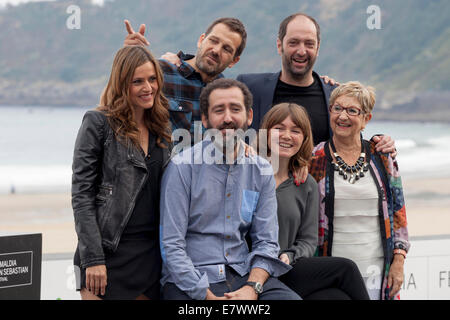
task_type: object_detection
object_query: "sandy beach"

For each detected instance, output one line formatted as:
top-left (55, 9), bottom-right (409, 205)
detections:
top-left (0, 193), bottom-right (77, 254)
top-left (1, 176), bottom-right (450, 254)
top-left (401, 176), bottom-right (450, 236)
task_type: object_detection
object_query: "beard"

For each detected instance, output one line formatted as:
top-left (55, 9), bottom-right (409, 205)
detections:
top-left (281, 49), bottom-right (317, 81)
top-left (206, 120), bottom-right (248, 155)
top-left (195, 48), bottom-right (227, 78)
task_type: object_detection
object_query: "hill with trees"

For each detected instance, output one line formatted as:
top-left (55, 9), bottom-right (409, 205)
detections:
top-left (0, 0), bottom-right (449, 121)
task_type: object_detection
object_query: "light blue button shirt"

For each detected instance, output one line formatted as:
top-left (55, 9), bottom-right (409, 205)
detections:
top-left (159, 139), bottom-right (291, 300)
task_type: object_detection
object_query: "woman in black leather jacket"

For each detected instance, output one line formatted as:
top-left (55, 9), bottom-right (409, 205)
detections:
top-left (72, 46), bottom-right (172, 300)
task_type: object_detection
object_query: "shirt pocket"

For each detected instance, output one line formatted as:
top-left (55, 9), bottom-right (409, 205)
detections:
top-left (241, 189), bottom-right (260, 223)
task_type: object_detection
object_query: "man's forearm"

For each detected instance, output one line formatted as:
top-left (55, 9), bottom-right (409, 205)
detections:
top-left (248, 267), bottom-right (270, 285)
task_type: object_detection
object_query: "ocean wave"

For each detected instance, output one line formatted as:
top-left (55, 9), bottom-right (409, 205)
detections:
top-left (397, 146), bottom-right (450, 175)
top-left (0, 165), bottom-right (71, 194)
top-left (396, 139), bottom-right (417, 149)
top-left (428, 135), bottom-right (450, 147)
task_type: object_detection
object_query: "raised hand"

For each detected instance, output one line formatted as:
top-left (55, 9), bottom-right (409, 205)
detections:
top-left (372, 134), bottom-right (397, 158)
top-left (123, 19), bottom-right (150, 46)
top-left (160, 52), bottom-right (182, 67)
top-left (320, 75), bottom-right (340, 86)
top-left (293, 165), bottom-right (308, 186)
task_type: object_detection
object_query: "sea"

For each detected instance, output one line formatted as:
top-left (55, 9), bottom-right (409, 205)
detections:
top-left (1, 105), bottom-right (450, 194)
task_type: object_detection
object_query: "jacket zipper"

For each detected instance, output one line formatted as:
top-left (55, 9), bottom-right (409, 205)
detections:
top-left (111, 172), bottom-right (147, 251)
top-left (110, 146), bottom-right (170, 251)
top-left (110, 151), bottom-right (148, 251)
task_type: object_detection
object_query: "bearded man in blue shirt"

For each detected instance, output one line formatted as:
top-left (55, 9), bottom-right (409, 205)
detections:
top-left (159, 78), bottom-right (300, 300)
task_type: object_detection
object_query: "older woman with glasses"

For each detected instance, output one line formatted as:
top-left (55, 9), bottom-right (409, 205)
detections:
top-left (309, 81), bottom-right (410, 300)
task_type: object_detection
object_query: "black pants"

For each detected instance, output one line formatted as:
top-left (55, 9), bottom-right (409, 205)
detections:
top-left (279, 256), bottom-right (370, 300)
top-left (162, 266), bottom-right (301, 300)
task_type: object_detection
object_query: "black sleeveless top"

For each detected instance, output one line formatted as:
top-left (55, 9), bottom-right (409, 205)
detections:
top-left (122, 131), bottom-right (163, 238)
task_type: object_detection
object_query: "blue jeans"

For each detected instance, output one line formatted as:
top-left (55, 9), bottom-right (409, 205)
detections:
top-left (162, 266), bottom-right (301, 300)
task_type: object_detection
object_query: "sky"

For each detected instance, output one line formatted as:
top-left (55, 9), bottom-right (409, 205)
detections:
top-left (0, 0), bottom-right (105, 7)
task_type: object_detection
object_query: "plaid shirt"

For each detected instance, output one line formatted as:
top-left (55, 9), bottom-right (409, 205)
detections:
top-left (159, 52), bottom-right (224, 145)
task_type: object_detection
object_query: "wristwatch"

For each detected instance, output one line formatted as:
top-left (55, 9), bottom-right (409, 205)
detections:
top-left (245, 281), bottom-right (263, 294)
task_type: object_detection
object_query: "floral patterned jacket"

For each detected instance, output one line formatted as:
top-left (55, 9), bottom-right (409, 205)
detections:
top-left (309, 140), bottom-right (410, 300)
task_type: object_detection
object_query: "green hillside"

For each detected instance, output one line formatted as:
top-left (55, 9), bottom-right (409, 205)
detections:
top-left (0, 0), bottom-right (449, 120)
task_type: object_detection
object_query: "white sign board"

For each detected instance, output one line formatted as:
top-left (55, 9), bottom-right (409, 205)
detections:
top-left (41, 255), bottom-right (80, 300)
top-left (400, 236), bottom-right (450, 300)
top-left (41, 236), bottom-right (450, 300)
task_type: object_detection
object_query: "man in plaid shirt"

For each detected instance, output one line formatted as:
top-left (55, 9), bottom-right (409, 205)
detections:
top-left (124, 18), bottom-right (247, 146)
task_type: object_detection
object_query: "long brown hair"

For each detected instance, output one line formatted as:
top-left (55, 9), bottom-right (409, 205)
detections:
top-left (98, 46), bottom-right (171, 148)
top-left (259, 103), bottom-right (314, 173)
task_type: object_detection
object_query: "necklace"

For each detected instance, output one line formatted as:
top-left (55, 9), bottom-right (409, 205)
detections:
top-left (329, 138), bottom-right (369, 184)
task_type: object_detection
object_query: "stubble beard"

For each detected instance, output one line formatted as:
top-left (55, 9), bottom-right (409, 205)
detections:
top-left (195, 48), bottom-right (226, 78)
top-left (207, 120), bottom-right (248, 156)
top-left (282, 49), bottom-right (316, 82)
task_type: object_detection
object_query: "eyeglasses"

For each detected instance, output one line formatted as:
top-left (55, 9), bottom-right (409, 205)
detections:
top-left (329, 104), bottom-right (364, 116)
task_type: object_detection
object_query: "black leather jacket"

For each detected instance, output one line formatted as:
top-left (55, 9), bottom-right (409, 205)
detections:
top-left (72, 110), bottom-right (171, 269)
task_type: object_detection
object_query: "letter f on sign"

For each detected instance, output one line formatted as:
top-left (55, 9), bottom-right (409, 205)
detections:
top-left (439, 271), bottom-right (446, 288)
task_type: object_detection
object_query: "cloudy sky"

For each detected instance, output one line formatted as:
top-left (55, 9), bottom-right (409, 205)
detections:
top-left (0, 0), bottom-right (53, 6)
top-left (0, 0), bottom-right (105, 7)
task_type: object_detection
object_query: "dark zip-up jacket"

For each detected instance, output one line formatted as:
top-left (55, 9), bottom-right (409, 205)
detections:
top-left (71, 110), bottom-right (171, 269)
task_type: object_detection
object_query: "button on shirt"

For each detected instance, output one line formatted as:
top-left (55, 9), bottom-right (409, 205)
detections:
top-left (159, 139), bottom-right (291, 300)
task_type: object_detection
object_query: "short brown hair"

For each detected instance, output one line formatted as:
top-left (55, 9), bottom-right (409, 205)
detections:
top-left (205, 17), bottom-right (247, 58)
top-left (329, 81), bottom-right (376, 114)
top-left (259, 103), bottom-right (314, 172)
top-left (199, 78), bottom-right (253, 118)
top-left (278, 13), bottom-right (321, 44)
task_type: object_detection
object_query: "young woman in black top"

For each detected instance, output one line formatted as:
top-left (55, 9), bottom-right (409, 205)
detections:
top-left (72, 46), bottom-right (171, 300)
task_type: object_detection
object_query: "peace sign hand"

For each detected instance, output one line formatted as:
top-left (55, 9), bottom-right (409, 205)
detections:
top-left (123, 19), bottom-right (150, 46)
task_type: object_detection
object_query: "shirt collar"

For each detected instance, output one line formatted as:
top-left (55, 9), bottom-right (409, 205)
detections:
top-left (177, 51), bottom-right (225, 82)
